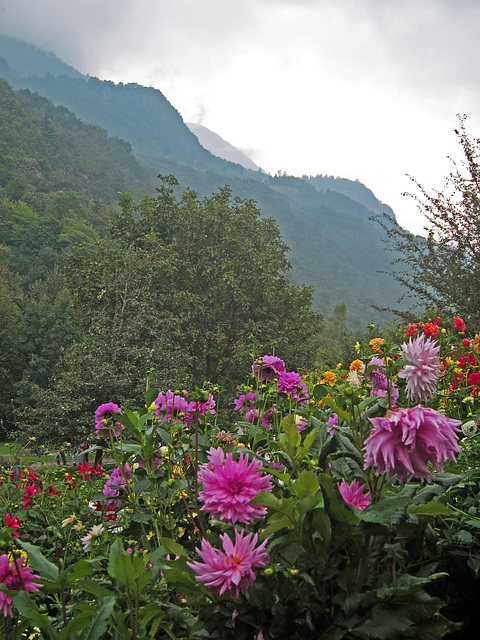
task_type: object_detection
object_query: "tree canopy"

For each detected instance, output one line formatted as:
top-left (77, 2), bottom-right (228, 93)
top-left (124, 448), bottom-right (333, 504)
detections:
top-left (16, 178), bottom-right (322, 445)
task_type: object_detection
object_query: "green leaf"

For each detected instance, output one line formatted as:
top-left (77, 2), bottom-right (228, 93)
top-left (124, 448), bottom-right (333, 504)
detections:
top-left (77, 597), bottom-right (115, 640)
top-left (17, 540), bottom-right (59, 583)
top-left (12, 591), bottom-right (54, 639)
top-left (292, 469), bottom-right (320, 499)
top-left (408, 501), bottom-right (453, 516)
top-left (161, 538), bottom-right (187, 558)
top-left (313, 384), bottom-right (335, 401)
top-left (145, 387), bottom-right (159, 408)
top-left (279, 414), bottom-right (301, 452)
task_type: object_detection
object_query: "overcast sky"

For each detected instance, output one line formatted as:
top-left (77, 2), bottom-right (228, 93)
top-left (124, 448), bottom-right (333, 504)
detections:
top-left (1, 0), bottom-right (480, 234)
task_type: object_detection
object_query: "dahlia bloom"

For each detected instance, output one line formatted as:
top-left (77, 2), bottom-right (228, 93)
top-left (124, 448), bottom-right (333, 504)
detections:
top-left (95, 402), bottom-right (124, 439)
top-left (405, 323), bottom-right (420, 337)
top-left (277, 371), bottom-right (302, 395)
top-left (81, 524), bottom-right (104, 551)
top-left (346, 369), bottom-right (363, 388)
top-left (155, 390), bottom-right (190, 425)
top-left (337, 479), bottom-right (371, 510)
top-left (245, 408), bottom-right (259, 424)
top-left (468, 371), bottom-right (480, 394)
top-left (198, 447), bottom-right (273, 524)
top-left (183, 394), bottom-right (216, 423)
top-left (187, 529), bottom-right (269, 598)
top-left (367, 357), bottom-right (388, 390)
top-left (454, 316), bottom-right (466, 332)
top-left (372, 383), bottom-right (399, 407)
top-left (364, 405), bottom-right (461, 483)
top-left (234, 392), bottom-right (257, 412)
top-left (0, 555), bottom-right (42, 617)
top-left (423, 322), bottom-right (439, 338)
top-left (260, 408), bottom-right (276, 429)
top-left (398, 334), bottom-right (440, 401)
top-left (252, 355), bottom-right (286, 382)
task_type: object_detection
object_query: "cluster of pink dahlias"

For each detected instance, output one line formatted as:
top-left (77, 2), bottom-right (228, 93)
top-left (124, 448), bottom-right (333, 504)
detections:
top-left (337, 479), bottom-right (371, 510)
top-left (154, 390), bottom-right (215, 425)
top-left (102, 465), bottom-right (131, 510)
top-left (398, 334), bottom-right (440, 401)
top-left (198, 447), bottom-right (273, 524)
top-left (95, 402), bottom-right (124, 439)
top-left (187, 529), bottom-right (269, 599)
top-left (364, 405), bottom-right (461, 483)
top-left (0, 555), bottom-right (42, 617)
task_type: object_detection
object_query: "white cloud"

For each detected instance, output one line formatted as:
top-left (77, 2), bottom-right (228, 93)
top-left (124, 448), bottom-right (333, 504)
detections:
top-left (2, 0), bottom-right (480, 233)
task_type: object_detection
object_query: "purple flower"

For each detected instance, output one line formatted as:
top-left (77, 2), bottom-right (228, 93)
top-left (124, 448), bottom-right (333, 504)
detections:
top-left (364, 405), bottom-right (462, 483)
top-left (252, 355), bottom-right (286, 382)
top-left (154, 390), bottom-right (190, 425)
top-left (260, 408), bottom-right (276, 429)
top-left (184, 395), bottom-right (216, 423)
top-left (337, 479), bottom-right (371, 510)
top-left (367, 358), bottom-right (388, 390)
top-left (277, 371), bottom-right (302, 395)
top-left (0, 555), bottom-right (42, 617)
top-left (198, 447), bottom-right (273, 524)
top-left (94, 402), bottom-right (124, 439)
top-left (102, 465), bottom-right (131, 510)
top-left (187, 529), bottom-right (269, 598)
top-left (245, 408), bottom-right (259, 424)
top-left (234, 392), bottom-right (257, 411)
top-left (372, 382), bottom-right (399, 407)
top-left (398, 334), bottom-right (441, 401)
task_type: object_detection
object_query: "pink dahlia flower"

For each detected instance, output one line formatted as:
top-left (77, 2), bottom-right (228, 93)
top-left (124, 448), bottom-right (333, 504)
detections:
top-left (234, 392), bottom-right (257, 411)
top-left (252, 355), bottom-right (286, 382)
top-left (364, 405), bottom-right (461, 483)
top-left (95, 402), bottom-right (124, 439)
top-left (198, 447), bottom-right (273, 524)
top-left (154, 390), bottom-right (190, 425)
top-left (398, 334), bottom-right (440, 401)
top-left (0, 555), bottom-right (42, 617)
top-left (277, 371), bottom-right (302, 395)
top-left (337, 479), bottom-right (371, 510)
top-left (367, 358), bottom-right (389, 390)
top-left (187, 529), bottom-right (269, 598)
top-left (183, 394), bottom-right (216, 423)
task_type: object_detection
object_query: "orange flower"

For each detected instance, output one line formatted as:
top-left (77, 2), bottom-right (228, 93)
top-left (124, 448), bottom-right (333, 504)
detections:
top-left (369, 338), bottom-right (384, 354)
top-left (473, 333), bottom-right (480, 354)
top-left (349, 359), bottom-right (364, 372)
top-left (322, 371), bottom-right (337, 385)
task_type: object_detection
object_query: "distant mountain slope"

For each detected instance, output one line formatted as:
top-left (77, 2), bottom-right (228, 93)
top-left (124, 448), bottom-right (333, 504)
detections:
top-left (0, 35), bottom-right (412, 327)
top-left (187, 123), bottom-right (260, 171)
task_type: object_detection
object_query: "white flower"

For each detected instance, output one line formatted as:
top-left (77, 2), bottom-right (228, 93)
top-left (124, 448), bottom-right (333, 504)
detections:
top-left (81, 524), bottom-right (104, 551)
top-left (346, 370), bottom-right (362, 388)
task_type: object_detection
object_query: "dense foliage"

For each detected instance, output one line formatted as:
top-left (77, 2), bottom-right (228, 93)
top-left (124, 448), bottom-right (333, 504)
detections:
top-left (14, 177), bottom-right (321, 447)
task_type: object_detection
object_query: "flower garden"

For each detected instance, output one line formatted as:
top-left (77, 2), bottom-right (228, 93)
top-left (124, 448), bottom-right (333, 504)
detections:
top-left (2, 316), bottom-right (480, 639)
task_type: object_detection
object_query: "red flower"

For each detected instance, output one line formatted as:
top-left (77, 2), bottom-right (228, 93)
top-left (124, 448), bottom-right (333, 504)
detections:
top-left (404, 323), bottom-right (420, 337)
top-left (5, 514), bottom-right (20, 538)
top-left (463, 338), bottom-right (471, 349)
top-left (433, 317), bottom-right (441, 326)
top-left (458, 353), bottom-right (476, 370)
top-left (454, 316), bottom-right (466, 332)
top-left (77, 463), bottom-right (95, 478)
top-left (64, 473), bottom-right (76, 490)
top-left (468, 372), bottom-right (480, 394)
top-left (47, 485), bottom-right (61, 496)
top-left (423, 323), bottom-right (439, 338)
top-left (23, 484), bottom-right (39, 509)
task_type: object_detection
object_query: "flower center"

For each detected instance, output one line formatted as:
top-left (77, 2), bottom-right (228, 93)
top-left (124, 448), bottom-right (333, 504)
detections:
top-left (228, 480), bottom-right (243, 494)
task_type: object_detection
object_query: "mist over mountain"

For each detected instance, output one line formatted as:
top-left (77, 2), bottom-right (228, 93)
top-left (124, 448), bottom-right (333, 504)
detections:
top-left (186, 123), bottom-right (260, 171)
top-left (0, 34), bottom-right (411, 327)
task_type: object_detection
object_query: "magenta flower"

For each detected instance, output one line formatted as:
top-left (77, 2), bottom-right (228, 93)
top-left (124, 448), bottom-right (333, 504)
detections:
top-left (260, 408), bottom-right (276, 429)
top-left (155, 390), bottom-right (190, 425)
top-left (337, 479), bottom-right (371, 510)
top-left (364, 405), bottom-right (461, 483)
top-left (367, 358), bottom-right (388, 390)
top-left (95, 402), bottom-right (124, 439)
top-left (187, 529), bottom-right (269, 598)
top-left (277, 371), bottom-right (302, 395)
top-left (398, 334), bottom-right (440, 401)
top-left (245, 408), bottom-right (259, 424)
top-left (0, 555), bottom-right (42, 617)
top-left (198, 447), bottom-right (273, 524)
top-left (252, 355), bottom-right (286, 381)
top-left (372, 383), bottom-right (399, 407)
top-left (234, 392), bottom-right (257, 411)
top-left (184, 394), bottom-right (216, 423)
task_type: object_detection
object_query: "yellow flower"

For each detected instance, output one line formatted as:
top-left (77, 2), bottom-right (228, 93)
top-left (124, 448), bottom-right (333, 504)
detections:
top-left (355, 342), bottom-right (361, 353)
top-left (336, 363), bottom-right (342, 370)
top-left (473, 332), bottom-right (480, 354)
top-left (72, 521), bottom-right (84, 532)
top-left (147, 401), bottom-right (157, 412)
